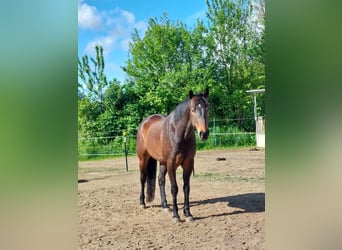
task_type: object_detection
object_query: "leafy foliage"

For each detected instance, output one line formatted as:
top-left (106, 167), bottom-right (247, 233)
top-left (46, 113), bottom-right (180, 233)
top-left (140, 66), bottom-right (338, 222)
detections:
top-left (124, 14), bottom-right (213, 117)
top-left (206, 0), bottom-right (265, 124)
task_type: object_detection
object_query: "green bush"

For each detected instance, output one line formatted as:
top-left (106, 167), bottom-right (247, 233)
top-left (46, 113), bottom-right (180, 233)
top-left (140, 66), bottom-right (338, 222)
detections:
top-left (196, 125), bottom-right (256, 150)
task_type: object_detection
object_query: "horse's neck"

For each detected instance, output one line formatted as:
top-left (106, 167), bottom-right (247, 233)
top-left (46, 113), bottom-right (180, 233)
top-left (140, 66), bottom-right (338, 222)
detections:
top-left (183, 119), bottom-right (195, 140)
top-left (168, 105), bottom-right (194, 141)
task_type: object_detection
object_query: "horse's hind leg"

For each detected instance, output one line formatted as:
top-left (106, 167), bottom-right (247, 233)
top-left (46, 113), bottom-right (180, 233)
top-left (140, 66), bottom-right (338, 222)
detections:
top-left (158, 163), bottom-right (170, 212)
top-left (139, 158), bottom-right (148, 209)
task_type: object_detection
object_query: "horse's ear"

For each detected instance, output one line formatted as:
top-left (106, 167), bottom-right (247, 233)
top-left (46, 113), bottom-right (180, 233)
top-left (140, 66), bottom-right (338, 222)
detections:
top-left (203, 87), bottom-right (209, 98)
top-left (189, 90), bottom-right (194, 99)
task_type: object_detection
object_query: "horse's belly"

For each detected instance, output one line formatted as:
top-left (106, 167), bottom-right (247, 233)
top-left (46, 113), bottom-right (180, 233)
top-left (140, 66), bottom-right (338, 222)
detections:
top-left (145, 139), bottom-right (163, 161)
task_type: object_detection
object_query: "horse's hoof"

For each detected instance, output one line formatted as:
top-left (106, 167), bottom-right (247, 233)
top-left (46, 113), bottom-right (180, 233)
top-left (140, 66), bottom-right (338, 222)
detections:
top-left (185, 216), bottom-right (194, 222)
top-left (172, 217), bottom-right (180, 223)
top-left (140, 204), bottom-right (146, 209)
top-left (163, 208), bottom-right (171, 213)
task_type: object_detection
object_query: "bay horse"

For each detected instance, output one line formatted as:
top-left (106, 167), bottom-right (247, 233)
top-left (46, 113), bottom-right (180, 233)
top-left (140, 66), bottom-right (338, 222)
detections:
top-left (136, 88), bottom-right (209, 222)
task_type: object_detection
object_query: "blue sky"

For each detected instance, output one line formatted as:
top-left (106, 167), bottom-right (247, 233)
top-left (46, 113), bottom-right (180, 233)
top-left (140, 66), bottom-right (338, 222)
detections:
top-left (78, 0), bottom-right (208, 83)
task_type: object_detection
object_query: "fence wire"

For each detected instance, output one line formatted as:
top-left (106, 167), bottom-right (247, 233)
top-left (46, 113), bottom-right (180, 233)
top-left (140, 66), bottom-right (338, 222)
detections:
top-left (78, 117), bottom-right (259, 159)
top-left (78, 133), bottom-right (256, 159)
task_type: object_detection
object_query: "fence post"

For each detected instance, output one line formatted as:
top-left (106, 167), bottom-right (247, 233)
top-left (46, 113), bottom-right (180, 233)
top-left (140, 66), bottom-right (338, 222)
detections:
top-left (123, 131), bottom-right (128, 171)
top-left (213, 117), bottom-right (217, 147)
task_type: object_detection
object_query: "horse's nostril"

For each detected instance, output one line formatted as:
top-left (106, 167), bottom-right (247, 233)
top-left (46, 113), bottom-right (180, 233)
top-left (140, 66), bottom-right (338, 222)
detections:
top-left (199, 130), bottom-right (209, 140)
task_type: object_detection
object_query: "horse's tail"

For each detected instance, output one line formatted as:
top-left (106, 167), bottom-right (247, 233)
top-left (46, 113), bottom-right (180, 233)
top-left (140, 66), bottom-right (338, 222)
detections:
top-left (146, 157), bottom-right (157, 202)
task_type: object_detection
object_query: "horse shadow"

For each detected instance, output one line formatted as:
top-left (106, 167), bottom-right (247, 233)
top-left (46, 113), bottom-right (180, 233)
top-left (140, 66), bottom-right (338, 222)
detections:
top-left (189, 192), bottom-right (265, 220)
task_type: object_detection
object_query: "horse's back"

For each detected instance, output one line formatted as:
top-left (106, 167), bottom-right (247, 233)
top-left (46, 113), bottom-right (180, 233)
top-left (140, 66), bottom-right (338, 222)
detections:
top-left (139, 114), bottom-right (165, 135)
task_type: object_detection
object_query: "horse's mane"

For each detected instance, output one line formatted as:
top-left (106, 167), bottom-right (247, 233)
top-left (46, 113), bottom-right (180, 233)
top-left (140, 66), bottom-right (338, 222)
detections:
top-left (170, 99), bottom-right (190, 124)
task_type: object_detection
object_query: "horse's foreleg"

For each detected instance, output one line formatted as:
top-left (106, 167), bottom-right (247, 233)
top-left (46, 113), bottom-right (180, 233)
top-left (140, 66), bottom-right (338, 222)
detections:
top-left (158, 163), bottom-right (170, 211)
top-left (183, 159), bottom-right (194, 221)
top-left (167, 165), bottom-right (180, 222)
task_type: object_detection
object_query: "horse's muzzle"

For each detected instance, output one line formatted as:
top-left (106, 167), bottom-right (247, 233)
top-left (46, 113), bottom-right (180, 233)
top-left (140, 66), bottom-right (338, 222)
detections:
top-left (199, 130), bottom-right (209, 141)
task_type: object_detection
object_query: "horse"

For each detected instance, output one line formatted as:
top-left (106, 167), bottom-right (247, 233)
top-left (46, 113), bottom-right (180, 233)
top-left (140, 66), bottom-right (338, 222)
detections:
top-left (136, 88), bottom-right (210, 222)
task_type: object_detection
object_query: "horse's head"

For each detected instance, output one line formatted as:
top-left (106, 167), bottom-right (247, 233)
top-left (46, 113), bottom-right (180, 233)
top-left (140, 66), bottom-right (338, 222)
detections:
top-left (189, 88), bottom-right (210, 141)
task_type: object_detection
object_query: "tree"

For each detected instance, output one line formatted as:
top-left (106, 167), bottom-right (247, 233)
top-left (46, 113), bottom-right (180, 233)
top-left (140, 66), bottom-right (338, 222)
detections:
top-left (78, 45), bottom-right (113, 107)
top-left (124, 14), bottom-right (213, 117)
top-left (78, 45), bottom-right (123, 141)
top-left (206, 0), bottom-right (265, 128)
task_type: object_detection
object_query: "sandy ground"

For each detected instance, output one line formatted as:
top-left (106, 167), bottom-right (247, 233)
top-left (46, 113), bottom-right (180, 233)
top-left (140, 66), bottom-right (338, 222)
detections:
top-left (78, 148), bottom-right (265, 249)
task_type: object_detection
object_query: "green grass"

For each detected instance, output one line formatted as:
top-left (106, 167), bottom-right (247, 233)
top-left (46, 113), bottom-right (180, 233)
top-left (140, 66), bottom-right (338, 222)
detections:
top-left (197, 126), bottom-right (256, 150)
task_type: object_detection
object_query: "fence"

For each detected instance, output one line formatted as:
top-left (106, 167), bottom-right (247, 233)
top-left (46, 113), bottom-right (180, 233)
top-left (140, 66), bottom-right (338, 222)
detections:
top-left (78, 118), bottom-right (258, 160)
top-left (256, 116), bottom-right (265, 148)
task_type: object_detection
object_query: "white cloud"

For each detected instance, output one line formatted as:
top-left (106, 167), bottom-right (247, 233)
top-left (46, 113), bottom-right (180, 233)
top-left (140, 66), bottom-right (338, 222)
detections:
top-left (121, 10), bottom-right (135, 24)
top-left (185, 9), bottom-right (207, 27)
top-left (120, 38), bottom-right (131, 51)
top-left (78, 0), bottom-right (102, 30)
top-left (134, 21), bottom-right (148, 32)
top-left (83, 6), bottom-right (147, 55)
top-left (80, 3), bottom-right (148, 82)
top-left (85, 36), bottom-right (116, 56)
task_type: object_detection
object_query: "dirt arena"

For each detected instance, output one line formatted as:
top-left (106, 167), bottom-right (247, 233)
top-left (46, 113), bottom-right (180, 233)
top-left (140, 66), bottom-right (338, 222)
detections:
top-left (78, 148), bottom-right (265, 249)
